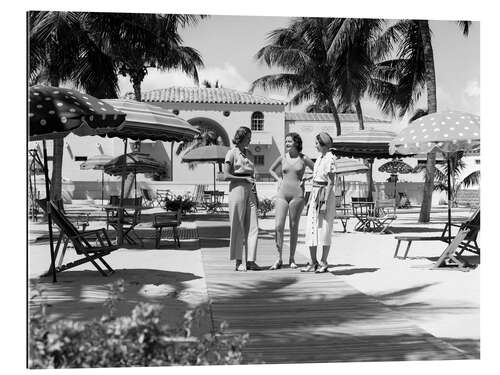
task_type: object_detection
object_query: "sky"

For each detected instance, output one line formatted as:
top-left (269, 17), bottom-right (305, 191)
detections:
top-left (117, 15), bottom-right (480, 123)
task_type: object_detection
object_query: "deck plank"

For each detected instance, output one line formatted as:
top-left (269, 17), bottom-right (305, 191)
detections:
top-left (199, 223), bottom-right (471, 364)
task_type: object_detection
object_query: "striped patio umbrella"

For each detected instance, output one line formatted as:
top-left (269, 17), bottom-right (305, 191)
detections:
top-left (181, 145), bottom-right (231, 193)
top-left (330, 129), bottom-right (400, 159)
top-left (102, 99), bottom-right (199, 142)
top-left (390, 110), bottom-right (480, 243)
top-left (330, 129), bottom-right (402, 201)
top-left (80, 154), bottom-right (114, 206)
top-left (29, 85), bottom-right (126, 283)
top-left (104, 152), bottom-right (166, 198)
top-left (334, 158), bottom-right (370, 207)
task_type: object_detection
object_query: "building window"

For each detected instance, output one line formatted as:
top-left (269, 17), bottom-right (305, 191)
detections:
top-left (475, 159), bottom-right (480, 165)
top-left (251, 111), bottom-right (264, 131)
top-left (74, 156), bottom-right (88, 162)
top-left (254, 155), bottom-right (265, 165)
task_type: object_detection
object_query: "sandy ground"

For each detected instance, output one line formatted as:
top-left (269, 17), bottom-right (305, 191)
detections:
top-left (28, 203), bottom-right (479, 353)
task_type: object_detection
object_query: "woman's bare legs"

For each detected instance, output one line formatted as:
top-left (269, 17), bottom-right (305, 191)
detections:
top-left (288, 197), bottom-right (305, 266)
top-left (272, 198), bottom-right (289, 268)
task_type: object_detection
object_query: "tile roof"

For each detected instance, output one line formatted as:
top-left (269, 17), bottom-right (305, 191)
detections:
top-left (285, 112), bottom-right (390, 123)
top-left (134, 87), bottom-right (287, 106)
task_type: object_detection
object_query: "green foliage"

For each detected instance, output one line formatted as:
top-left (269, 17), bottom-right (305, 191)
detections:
top-left (163, 193), bottom-right (197, 215)
top-left (257, 198), bottom-right (275, 218)
top-left (29, 281), bottom-right (248, 368)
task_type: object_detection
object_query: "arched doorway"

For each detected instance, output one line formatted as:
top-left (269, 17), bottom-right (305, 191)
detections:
top-left (188, 117), bottom-right (230, 146)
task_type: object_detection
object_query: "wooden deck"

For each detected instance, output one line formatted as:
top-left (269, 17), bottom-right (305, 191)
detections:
top-left (199, 223), bottom-right (472, 364)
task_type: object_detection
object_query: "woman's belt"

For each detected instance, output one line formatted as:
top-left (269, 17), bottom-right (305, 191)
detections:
top-left (312, 180), bottom-right (328, 187)
top-left (233, 173), bottom-right (253, 177)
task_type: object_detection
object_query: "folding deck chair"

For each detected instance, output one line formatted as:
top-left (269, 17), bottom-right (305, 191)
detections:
top-left (141, 188), bottom-right (156, 208)
top-left (106, 197), bottom-right (144, 246)
top-left (351, 198), bottom-right (375, 231)
top-left (394, 209), bottom-right (480, 268)
top-left (37, 199), bottom-right (119, 276)
top-left (368, 199), bottom-right (397, 234)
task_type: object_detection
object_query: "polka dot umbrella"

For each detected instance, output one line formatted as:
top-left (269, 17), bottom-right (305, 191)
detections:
top-left (29, 85), bottom-right (126, 283)
top-left (389, 110), bottom-right (480, 243)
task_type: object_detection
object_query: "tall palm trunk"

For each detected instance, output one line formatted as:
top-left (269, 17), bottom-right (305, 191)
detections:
top-left (327, 97), bottom-right (342, 136)
top-left (354, 99), bottom-right (365, 130)
top-left (418, 20), bottom-right (438, 223)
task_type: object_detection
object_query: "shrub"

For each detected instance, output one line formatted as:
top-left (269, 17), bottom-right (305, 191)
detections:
top-left (29, 281), bottom-right (248, 368)
top-left (163, 193), bottom-right (197, 215)
top-left (257, 198), bottom-right (274, 218)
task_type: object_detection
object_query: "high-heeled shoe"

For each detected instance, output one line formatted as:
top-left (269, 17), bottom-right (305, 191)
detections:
top-left (289, 260), bottom-right (298, 269)
top-left (235, 260), bottom-right (246, 272)
top-left (246, 261), bottom-right (262, 271)
top-left (269, 260), bottom-right (283, 270)
top-left (315, 263), bottom-right (329, 273)
top-left (300, 262), bottom-right (318, 272)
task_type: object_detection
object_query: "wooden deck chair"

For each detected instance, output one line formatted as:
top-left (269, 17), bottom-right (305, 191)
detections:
top-left (351, 199), bottom-right (375, 231)
top-left (432, 229), bottom-right (472, 269)
top-left (106, 197), bottom-right (144, 246)
top-left (37, 199), bottom-right (119, 276)
top-left (394, 208), bottom-right (480, 260)
top-left (368, 199), bottom-right (397, 234)
top-left (153, 209), bottom-right (182, 248)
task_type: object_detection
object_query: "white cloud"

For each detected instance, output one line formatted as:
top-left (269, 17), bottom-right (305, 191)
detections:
top-left (464, 80), bottom-right (480, 97)
top-left (117, 63), bottom-right (251, 96)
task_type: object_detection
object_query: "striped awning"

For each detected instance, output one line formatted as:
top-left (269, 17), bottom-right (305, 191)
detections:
top-left (102, 99), bottom-right (199, 142)
top-left (331, 129), bottom-right (403, 159)
top-left (103, 152), bottom-right (166, 176)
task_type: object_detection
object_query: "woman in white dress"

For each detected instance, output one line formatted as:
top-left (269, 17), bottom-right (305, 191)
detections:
top-left (301, 132), bottom-right (336, 273)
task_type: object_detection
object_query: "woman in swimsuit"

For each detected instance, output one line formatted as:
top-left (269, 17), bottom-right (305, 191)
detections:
top-left (268, 133), bottom-right (314, 270)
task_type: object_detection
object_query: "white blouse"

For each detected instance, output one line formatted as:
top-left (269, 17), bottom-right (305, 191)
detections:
top-left (312, 152), bottom-right (336, 183)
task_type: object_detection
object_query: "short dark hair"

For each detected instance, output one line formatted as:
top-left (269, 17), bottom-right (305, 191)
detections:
top-left (232, 126), bottom-right (252, 145)
top-left (286, 132), bottom-right (303, 152)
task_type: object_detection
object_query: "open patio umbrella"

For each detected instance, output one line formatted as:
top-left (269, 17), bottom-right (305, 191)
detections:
top-left (28, 85), bottom-right (126, 282)
top-left (389, 110), bottom-right (480, 243)
top-left (100, 99), bottom-right (199, 244)
top-left (181, 145), bottom-right (231, 195)
top-left (103, 152), bottom-right (166, 198)
top-left (378, 160), bottom-right (414, 211)
top-left (330, 130), bottom-right (405, 201)
top-left (80, 154), bottom-right (114, 206)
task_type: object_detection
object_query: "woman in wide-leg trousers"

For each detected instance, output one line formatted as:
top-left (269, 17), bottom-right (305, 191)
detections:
top-left (228, 181), bottom-right (258, 262)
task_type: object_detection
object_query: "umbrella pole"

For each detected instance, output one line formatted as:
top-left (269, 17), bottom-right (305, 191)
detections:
top-left (118, 139), bottom-right (128, 245)
top-left (42, 140), bottom-right (57, 283)
top-left (213, 163), bottom-right (216, 203)
top-left (394, 175), bottom-right (398, 212)
top-left (342, 176), bottom-right (346, 208)
top-left (447, 153), bottom-right (452, 244)
top-left (101, 170), bottom-right (104, 209)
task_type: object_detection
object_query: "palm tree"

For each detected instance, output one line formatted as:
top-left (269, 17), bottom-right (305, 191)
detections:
top-left (326, 18), bottom-right (384, 130)
top-left (86, 13), bottom-right (205, 101)
top-left (413, 152), bottom-right (480, 207)
top-left (175, 129), bottom-right (219, 169)
top-left (369, 20), bottom-right (471, 222)
top-left (28, 11), bottom-right (119, 202)
top-left (250, 17), bottom-right (344, 136)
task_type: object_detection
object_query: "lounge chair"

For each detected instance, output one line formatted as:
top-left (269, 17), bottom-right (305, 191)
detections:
top-left (152, 209), bottom-right (182, 248)
top-left (394, 209), bottom-right (480, 267)
top-left (37, 199), bottom-right (119, 276)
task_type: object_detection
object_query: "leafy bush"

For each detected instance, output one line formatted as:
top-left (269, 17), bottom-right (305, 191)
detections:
top-left (29, 281), bottom-right (248, 368)
top-left (257, 198), bottom-right (274, 218)
top-left (163, 193), bottom-right (197, 215)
